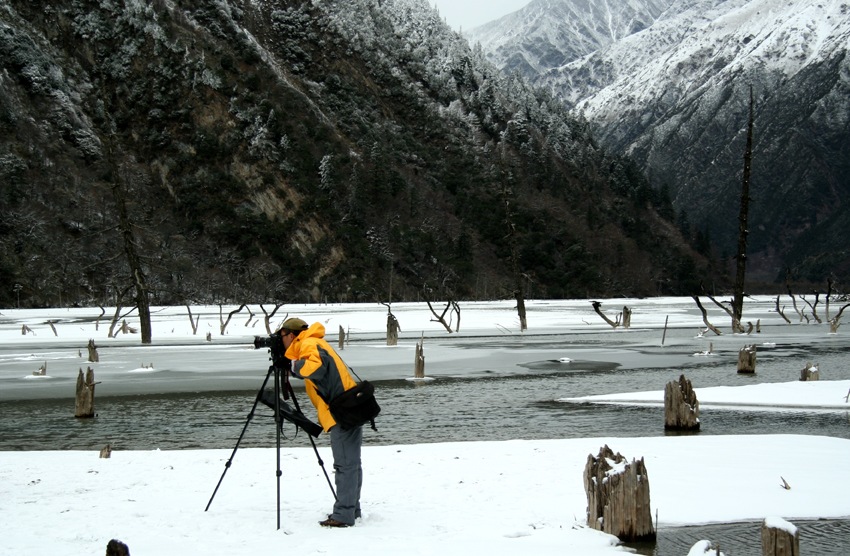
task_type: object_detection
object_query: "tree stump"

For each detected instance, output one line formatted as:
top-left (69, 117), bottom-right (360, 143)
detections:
top-left (338, 325), bottom-right (346, 350)
top-left (387, 313), bottom-right (400, 346)
top-left (737, 344), bottom-right (757, 374)
top-left (75, 367), bottom-right (97, 418)
top-left (414, 335), bottom-right (425, 379)
top-left (584, 445), bottom-right (655, 542)
top-left (664, 374), bottom-right (700, 431)
top-left (622, 306), bottom-right (632, 328)
top-left (761, 517), bottom-right (799, 556)
top-left (87, 339), bottom-right (99, 362)
top-left (799, 362), bottom-right (819, 381)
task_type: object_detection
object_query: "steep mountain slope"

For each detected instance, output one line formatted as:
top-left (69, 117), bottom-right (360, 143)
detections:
top-left (0, 0), bottom-right (702, 308)
top-left (474, 0), bottom-right (850, 282)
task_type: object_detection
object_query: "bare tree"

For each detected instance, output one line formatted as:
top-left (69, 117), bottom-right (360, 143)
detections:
top-left (426, 299), bottom-right (460, 333)
top-left (692, 295), bottom-right (722, 336)
top-left (499, 153), bottom-right (527, 331)
top-left (800, 292), bottom-right (823, 324)
top-left (259, 303), bottom-right (285, 334)
top-left (591, 301), bottom-right (622, 328)
top-left (774, 295), bottom-right (791, 324)
top-left (732, 85), bottom-right (755, 329)
top-left (219, 304), bottom-right (246, 335)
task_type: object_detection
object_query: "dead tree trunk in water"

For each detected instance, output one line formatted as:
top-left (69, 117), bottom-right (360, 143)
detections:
top-left (732, 85), bottom-right (755, 328)
top-left (383, 302), bottom-right (400, 346)
top-left (414, 334), bottom-right (425, 379)
top-left (664, 374), bottom-right (700, 431)
top-left (692, 296), bottom-right (722, 335)
top-left (74, 367), bottom-right (97, 418)
top-left (591, 301), bottom-right (623, 328)
top-left (113, 177), bottom-right (152, 344)
top-left (799, 362), bottom-right (819, 381)
top-left (829, 303), bottom-right (850, 333)
top-left (500, 175), bottom-right (527, 331)
top-left (761, 517), bottom-right (799, 556)
top-left (738, 344), bottom-right (757, 373)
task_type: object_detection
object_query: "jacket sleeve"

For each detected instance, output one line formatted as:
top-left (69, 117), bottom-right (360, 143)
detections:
top-left (291, 341), bottom-right (328, 382)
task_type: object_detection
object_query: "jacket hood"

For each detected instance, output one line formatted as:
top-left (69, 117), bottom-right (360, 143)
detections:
top-left (301, 321), bottom-right (325, 340)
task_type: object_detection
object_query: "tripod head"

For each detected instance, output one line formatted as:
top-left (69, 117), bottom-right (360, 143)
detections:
top-left (253, 332), bottom-right (292, 398)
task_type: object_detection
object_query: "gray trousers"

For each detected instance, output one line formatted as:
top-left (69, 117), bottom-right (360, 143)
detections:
top-left (329, 424), bottom-right (363, 525)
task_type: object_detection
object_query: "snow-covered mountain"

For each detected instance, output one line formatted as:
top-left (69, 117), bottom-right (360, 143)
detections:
top-left (472, 0), bottom-right (850, 282)
top-left (469, 0), bottom-right (677, 84)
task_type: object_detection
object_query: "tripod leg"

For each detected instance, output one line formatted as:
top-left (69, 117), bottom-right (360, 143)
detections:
top-left (274, 367), bottom-right (283, 530)
top-left (284, 380), bottom-right (337, 501)
top-left (205, 367), bottom-right (274, 512)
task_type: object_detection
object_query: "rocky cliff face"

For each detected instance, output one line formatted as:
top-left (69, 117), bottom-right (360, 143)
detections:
top-left (474, 0), bottom-right (850, 282)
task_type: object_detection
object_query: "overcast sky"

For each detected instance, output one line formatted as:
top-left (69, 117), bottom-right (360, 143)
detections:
top-left (427, 0), bottom-right (531, 31)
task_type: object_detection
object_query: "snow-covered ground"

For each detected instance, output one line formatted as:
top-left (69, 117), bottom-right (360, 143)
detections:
top-left (1, 296), bottom-right (849, 555)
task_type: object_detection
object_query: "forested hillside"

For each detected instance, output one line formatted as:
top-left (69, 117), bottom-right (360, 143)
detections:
top-left (0, 0), bottom-right (706, 308)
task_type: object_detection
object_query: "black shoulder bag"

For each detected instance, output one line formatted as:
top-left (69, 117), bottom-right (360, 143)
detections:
top-left (328, 377), bottom-right (381, 431)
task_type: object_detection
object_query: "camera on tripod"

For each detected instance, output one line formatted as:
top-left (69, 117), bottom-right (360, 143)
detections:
top-left (253, 332), bottom-right (288, 369)
top-left (207, 326), bottom-right (334, 528)
top-left (251, 331), bottom-right (324, 438)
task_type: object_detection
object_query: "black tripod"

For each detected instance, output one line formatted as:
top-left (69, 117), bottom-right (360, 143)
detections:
top-left (205, 361), bottom-right (337, 529)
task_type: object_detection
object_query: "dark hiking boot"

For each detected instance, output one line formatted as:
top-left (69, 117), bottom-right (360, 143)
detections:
top-left (319, 517), bottom-right (351, 528)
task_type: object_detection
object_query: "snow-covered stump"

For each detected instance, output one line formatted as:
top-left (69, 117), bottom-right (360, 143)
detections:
top-left (584, 445), bottom-right (655, 542)
top-left (737, 344), bottom-right (757, 374)
top-left (799, 362), bottom-right (819, 381)
top-left (74, 367), bottom-right (97, 418)
top-left (664, 374), bottom-right (700, 431)
top-left (761, 517), bottom-right (799, 556)
top-left (414, 335), bottom-right (425, 379)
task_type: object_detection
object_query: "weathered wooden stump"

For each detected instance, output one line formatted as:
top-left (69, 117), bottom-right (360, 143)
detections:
top-left (622, 306), bottom-right (632, 329)
top-left (75, 367), bottom-right (97, 418)
top-left (106, 538), bottom-right (130, 556)
top-left (100, 444), bottom-right (112, 458)
top-left (761, 517), bottom-right (799, 556)
top-left (664, 374), bottom-right (700, 431)
top-left (799, 362), bottom-right (819, 381)
top-left (387, 313), bottom-right (400, 346)
top-left (584, 444), bottom-right (655, 542)
top-left (87, 339), bottom-right (99, 362)
top-left (414, 335), bottom-right (425, 379)
top-left (338, 325), bottom-right (346, 350)
top-left (737, 344), bottom-right (757, 373)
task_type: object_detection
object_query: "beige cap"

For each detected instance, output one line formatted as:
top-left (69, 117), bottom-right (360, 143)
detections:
top-left (278, 317), bottom-right (308, 333)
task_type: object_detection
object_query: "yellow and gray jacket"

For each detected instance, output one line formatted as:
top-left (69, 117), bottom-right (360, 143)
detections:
top-left (284, 322), bottom-right (357, 431)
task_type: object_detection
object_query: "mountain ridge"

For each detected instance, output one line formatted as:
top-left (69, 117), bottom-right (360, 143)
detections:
top-left (472, 0), bottom-right (850, 282)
